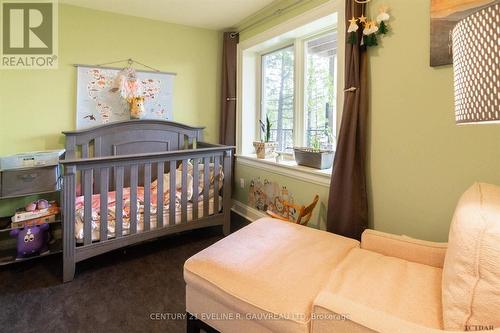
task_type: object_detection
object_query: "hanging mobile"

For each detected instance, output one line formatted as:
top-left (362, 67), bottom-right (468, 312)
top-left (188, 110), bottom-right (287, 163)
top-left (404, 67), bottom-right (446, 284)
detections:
top-left (347, 2), bottom-right (392, 48)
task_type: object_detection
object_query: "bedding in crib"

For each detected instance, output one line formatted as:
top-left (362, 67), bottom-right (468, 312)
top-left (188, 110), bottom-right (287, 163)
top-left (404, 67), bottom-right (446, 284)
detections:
top-left (74, 162), bottom-right (223, 242)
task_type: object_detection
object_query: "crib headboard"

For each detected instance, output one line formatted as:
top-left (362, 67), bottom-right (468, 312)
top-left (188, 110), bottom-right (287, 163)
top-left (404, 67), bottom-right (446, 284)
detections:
top-left (63, 120), bottom-right (204, 159)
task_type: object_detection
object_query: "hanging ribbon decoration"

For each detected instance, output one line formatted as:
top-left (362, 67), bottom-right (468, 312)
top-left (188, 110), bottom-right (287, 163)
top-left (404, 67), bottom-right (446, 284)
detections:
top-left (347, 4), bottom-right (391, 47)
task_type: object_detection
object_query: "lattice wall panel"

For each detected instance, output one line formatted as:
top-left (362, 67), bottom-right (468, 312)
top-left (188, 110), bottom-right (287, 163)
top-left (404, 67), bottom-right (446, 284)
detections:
top-left (452, 3), bottom-right (500, 124)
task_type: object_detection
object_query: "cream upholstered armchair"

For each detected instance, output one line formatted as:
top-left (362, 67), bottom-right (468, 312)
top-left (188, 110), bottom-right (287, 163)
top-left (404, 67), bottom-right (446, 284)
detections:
top-left (312, 230), bottom-right (449, 333)
top-left (184, 183), bottom-right (500, 333)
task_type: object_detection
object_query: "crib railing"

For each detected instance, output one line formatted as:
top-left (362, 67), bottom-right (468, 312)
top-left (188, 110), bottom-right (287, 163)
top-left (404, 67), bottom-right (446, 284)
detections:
top-left (60, 143), bottom-right (233, 279)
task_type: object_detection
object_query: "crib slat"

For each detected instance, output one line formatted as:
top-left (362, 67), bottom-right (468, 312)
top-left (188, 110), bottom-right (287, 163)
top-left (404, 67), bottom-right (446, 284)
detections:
top-left (130, 165), bottom-right (138, 235)
top-left (213, 155), bottom-right (220, 214)
top-left (94, 137), bottom-right (102, 157)
top-left (181, 160), bottom-right (188, 223)
top-left (157, 162), bottom-right (164, 228)
top-left (203, 157), bottom-right (210, 217)
top-left (83, 169), bottom-right (93, 245)
top-left (115, 166), bottom-right (124, 238)
top-left (81, 144), bottom-right (89, 195)
top-left (169, 161), bottom-right (176, 226)
top-left (192, 158), bottom-right (199, 220)
top-left (93, 138), bottom-right (102, 193)
top-left (100, 168), bottom-right (109, 242)
top-left (81, 143), bottom-right (89, 158)
top-left (143, 163), bottom-right (151, 231)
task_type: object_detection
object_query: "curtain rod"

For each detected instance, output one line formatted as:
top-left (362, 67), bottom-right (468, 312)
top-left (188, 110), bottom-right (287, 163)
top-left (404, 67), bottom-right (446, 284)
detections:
top-left (230, 0), bottom-right (372, 37)
top-left (231, 0), bottom-right (307, 37)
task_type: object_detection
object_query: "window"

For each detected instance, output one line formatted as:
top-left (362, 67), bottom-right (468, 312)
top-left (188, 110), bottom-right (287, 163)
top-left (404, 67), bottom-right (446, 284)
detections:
top-left (304, 32), bottom-right (337, 150)
top-left (237, 9), bottom-right (341, 165)
top-left (261, 46), bottom-right (295, 152)
top-left (258, 30), bottom-right (337, 154)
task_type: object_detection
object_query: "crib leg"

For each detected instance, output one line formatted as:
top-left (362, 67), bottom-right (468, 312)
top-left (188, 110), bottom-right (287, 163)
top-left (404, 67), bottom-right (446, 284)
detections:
top-left (63, 258), bottom-right (75, 283)
top-left (222, 219), bottom-right (230, 236)
top-left (222, 198), bottom-right (231, 236)
top-left (63, 165), bottom-right (77, 283)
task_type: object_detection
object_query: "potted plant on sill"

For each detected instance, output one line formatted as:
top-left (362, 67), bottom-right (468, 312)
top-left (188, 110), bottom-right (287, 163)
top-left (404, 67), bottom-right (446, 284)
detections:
top-left (253, 116), bottom-right (277, 159)
top-left (294, 130), bottom-right (335, 170)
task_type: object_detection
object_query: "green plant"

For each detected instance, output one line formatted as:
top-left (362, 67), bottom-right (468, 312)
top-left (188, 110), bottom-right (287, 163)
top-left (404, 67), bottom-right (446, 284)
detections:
top-left (259, 115), bottom-right (272, 142)
top-left (310, 136), bottom-right (321, 151)
top-left (324, 125), bottom-right (334, 144)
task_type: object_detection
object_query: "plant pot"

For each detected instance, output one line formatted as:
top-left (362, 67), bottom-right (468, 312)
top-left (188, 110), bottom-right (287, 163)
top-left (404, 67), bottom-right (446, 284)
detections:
top-left (293, 147), bottom-right (334, 169)
top-left (253, 141), bottom-right (277, 159)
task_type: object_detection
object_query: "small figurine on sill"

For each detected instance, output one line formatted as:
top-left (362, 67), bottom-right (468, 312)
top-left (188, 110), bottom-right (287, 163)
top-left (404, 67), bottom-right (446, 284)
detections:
top-left (10, 224), bottom-right (50, 259)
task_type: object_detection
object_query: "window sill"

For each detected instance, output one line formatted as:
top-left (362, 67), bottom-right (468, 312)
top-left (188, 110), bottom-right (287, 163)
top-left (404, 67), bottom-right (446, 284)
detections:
top-left (236, 154), bottom-right (332, 187)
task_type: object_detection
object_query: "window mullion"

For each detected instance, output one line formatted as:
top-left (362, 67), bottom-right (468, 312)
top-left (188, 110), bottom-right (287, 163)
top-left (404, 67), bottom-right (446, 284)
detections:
top-left (257, 54), bottom-right (263, 141)
top-left (294, 39), bottom-right (304, 148)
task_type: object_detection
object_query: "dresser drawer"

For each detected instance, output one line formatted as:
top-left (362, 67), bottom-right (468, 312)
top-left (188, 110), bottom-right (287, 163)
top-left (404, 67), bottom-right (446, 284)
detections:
top-left (1, 165), bottom-right (60, 197)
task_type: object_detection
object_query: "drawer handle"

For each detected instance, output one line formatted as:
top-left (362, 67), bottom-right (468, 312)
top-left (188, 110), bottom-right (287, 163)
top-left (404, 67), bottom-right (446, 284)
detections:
top-left (18, 173), bottom-right (38, 182)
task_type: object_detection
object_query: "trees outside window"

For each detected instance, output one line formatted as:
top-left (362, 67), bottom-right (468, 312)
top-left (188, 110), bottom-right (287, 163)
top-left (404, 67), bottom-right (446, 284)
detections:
top-left (305, 32), bottom-right (337, 150)
top-left (259, 30), bottom-right (337, 154)
top-left (261, 46), bottom-right (295, 152)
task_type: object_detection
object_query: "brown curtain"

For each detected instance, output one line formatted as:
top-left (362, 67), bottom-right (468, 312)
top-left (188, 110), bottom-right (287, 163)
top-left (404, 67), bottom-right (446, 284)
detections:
top-left (326, 1), bottom-right (369, 240)
top-left (219, 32), bottom-right (239, 145)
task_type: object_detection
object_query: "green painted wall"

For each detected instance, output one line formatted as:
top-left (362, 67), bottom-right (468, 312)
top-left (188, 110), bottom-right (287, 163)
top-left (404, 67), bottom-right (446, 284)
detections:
top-left (234, 0), bottom-right (500, 241)
top-left (0, 4), bottom-right (221, 216)
top-left (0, 4), bottom-right (221, 156)
top-left (367, 0), bottom-right (500, 241)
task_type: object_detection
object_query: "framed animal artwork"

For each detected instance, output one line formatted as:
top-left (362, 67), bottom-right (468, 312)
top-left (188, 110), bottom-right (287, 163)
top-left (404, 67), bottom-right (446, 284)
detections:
top-left (430, 0), bottom-right (498, 67)
top-left (75, 65), bottom-right (175, 129)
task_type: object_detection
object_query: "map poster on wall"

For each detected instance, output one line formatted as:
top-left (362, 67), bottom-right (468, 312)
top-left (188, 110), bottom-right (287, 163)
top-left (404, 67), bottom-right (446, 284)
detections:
top-left (76, 65), bottom-right (175, 129)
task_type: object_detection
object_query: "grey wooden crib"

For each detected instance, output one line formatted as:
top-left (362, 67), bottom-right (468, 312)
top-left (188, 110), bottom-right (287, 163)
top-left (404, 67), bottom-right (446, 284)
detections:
top-left (60, 120), bottom-right (233, 282)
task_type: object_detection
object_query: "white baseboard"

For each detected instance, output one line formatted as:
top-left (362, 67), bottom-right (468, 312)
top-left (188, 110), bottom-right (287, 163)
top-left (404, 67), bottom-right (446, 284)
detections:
top-left (231, 200), bottom-right (267, 222)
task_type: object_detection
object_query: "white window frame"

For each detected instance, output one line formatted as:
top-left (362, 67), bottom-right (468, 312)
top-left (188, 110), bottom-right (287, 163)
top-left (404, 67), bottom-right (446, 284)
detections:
top-left (236, 0), bottom-right (344, 178)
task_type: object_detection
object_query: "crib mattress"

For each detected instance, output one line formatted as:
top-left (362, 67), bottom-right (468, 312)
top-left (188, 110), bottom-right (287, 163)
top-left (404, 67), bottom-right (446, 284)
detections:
top-left (75, 197), bottom-right (222, 242)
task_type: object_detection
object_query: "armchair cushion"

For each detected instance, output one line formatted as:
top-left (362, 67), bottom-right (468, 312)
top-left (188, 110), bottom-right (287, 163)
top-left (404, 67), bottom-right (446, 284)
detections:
top-left (361, 229), bottom-right (447, 268)
top-left (312, 293), bottom-right (495, 333)
top-left (315, 248), bottom-right (444, 330)
top-left (442, 182), bottom-right (500, 331)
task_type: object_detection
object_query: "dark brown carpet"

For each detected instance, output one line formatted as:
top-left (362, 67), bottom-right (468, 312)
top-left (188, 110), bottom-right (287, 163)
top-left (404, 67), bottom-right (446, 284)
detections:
top-left (0, 213), bottom-right (248, 333)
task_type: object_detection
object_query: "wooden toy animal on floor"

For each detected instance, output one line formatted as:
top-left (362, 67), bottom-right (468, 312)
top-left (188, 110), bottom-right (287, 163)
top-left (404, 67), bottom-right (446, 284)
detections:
top-left (129, 96), bottom-right (146, 119)
top-left (10, 224), bottom-right (50, 258)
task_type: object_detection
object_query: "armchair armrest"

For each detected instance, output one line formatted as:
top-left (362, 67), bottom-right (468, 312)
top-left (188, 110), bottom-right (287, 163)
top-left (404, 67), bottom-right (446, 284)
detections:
top-left (360, 230), bottom-right (447, 268)
top-left (312, 292), bottom-right (497, 333)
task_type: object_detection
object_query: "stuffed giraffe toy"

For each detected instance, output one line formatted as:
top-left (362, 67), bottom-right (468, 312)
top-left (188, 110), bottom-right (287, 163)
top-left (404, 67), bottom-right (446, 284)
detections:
top-left (129, 96), bottom-right (146, 119)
